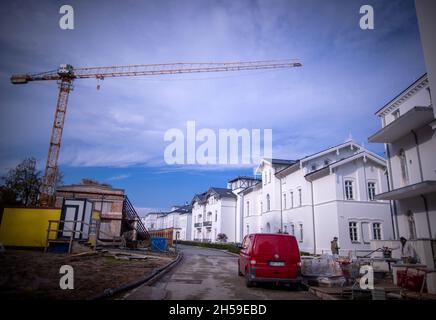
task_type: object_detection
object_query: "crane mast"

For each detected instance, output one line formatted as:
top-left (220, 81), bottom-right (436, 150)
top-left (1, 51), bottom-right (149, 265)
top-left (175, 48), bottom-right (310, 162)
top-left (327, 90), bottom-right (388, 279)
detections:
top-left (10, 59), bottom-right (302, 206)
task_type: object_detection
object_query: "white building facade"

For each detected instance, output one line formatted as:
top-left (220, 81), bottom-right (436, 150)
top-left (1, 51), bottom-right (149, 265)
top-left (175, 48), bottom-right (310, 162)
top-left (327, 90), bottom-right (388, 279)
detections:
top-left (369, 73), bottom-right (436, 240)
top-left (368, 72), bottom-right (436, 293)
top-left (143, 205), bottom-right (192, 241)
top-left (237, 141), bottom-right (394, 255)
top-left (191, 188), bottom-right (237, 242)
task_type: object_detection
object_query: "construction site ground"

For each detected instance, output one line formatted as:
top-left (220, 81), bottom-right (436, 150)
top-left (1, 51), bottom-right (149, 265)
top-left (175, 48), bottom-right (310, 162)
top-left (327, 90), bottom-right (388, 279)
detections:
top-left (0, 249), bottom-right (174, 300)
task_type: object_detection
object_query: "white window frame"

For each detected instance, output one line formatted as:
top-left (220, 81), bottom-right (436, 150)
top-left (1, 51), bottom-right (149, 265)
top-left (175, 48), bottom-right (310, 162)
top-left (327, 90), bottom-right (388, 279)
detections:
top-left (299, 224), bottom-right (303, 242)
top-left (367, 181), bottom-right (376, 201)
top-left (349, 221), bottom-right (359, 242)
top-left (372, 222), bottom-right (382, 240)
top-left (344, 179), bottom-right (355, 200)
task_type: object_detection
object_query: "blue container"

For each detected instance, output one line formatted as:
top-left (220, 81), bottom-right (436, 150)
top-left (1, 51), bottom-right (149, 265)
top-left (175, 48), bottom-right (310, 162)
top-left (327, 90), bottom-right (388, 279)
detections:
top-left (47, 242), bottom-right (70, 253)
top-left (151, 237), bottom-right (168, 252)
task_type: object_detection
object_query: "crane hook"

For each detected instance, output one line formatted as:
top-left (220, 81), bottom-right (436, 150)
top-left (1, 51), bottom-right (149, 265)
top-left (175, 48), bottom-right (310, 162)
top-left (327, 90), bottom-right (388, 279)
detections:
top-left (96, 75), bottom-right (104, 90)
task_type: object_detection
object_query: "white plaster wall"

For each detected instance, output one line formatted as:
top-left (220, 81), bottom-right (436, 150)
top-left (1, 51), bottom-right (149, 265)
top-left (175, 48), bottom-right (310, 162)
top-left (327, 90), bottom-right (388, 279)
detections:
top-left (283, 205), bottom-right (314, 253)
top-left (395, 193), bottom-right (436, 239)
top-left (219, 198), bottom-right (237, 242)
top-left (335, 200), bottom-right (394, 255)
top-left (389, 133), bottom-right (424, 189)
top-left (383, 85), bottom-right (431, 126)
top-left (415, 124), bottom-right (436, 181)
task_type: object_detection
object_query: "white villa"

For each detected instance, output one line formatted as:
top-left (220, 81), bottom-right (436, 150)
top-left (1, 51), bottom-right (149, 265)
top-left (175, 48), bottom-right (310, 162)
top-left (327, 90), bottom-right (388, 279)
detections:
top-left (369, 73), bottom-right (436, 240)
top-left (191, 187), bottom-right (239, 242)
top-left (237, 141), bottom-right (394, 254)
top-left (142, 204), bottom-right (192, 241)
top-left (186, 140), bottom-right (394, 255)
top-left (368, 73), bottom-right (436, 294)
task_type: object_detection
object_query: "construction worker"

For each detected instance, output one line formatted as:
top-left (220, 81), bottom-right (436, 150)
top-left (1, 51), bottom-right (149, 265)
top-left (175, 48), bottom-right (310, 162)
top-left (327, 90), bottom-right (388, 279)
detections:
top-left (397, 237), bottom-right (419, 264)
top-left (331, 237), bottom-right (340, 259)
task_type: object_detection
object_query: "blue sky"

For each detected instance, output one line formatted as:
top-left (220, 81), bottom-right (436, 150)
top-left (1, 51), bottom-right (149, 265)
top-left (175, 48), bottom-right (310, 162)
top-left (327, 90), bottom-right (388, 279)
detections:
top-left (0, 0), bottom-right (426, 213)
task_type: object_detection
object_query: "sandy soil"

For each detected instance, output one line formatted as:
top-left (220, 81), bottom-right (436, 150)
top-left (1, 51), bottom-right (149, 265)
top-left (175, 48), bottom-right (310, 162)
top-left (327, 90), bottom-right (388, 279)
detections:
top-left (0, 249), bottom-right (173, 300)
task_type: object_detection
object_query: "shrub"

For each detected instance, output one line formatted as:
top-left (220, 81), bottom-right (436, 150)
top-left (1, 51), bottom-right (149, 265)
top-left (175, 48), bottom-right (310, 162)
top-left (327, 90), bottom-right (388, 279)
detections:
top-left (174, 240), bottom-right (240, 254)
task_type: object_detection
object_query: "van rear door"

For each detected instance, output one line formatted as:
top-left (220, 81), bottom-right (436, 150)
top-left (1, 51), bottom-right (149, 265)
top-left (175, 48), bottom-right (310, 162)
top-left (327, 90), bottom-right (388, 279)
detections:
top-left (253, 235), bottom-right (300, 279)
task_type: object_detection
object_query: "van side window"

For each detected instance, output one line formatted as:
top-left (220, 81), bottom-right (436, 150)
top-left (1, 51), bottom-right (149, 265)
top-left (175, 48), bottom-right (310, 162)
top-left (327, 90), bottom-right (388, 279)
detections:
top-left (242, 236), bottom-right (250, 249)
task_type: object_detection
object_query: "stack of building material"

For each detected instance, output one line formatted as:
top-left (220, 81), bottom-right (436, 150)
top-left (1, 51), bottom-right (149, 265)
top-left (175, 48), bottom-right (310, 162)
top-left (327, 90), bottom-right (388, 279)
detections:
top-left (301, 255), bottom-right (346, 287)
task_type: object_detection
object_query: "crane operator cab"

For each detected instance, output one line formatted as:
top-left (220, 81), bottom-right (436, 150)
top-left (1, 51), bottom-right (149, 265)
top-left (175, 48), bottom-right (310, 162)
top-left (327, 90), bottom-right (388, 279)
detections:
top-left (58, 64), bottom-right (74, 77)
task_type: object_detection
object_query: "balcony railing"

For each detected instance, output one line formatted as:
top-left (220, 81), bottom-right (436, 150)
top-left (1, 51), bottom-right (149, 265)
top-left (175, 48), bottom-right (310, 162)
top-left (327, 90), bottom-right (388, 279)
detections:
top-left (194, 222), bottom-right (202, 227)
top-left (203, 221), bottom-right (212, 227)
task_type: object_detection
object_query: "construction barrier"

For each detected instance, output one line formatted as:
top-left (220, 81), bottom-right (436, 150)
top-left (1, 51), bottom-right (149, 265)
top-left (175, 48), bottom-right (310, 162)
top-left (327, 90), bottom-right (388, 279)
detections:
top-left (150, 237), bottom-right (168, 252)
top-left (0, 207), bottom-right (61, 248)
top-left (0, 207), bottom-right (102, 249)
top-left (148, 228), bottom-right (174, 247)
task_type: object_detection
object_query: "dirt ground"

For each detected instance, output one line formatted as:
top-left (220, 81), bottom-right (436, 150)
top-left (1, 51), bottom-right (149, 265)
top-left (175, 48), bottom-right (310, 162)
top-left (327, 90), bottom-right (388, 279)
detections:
top-left (0, 249), bottom-right (174, 300)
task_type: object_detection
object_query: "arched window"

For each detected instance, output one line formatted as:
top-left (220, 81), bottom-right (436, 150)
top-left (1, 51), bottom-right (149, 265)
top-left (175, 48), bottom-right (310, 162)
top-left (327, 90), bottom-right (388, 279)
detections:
top-left (266, 222), bottom-right (271, 233)
top-left (407, 210), bottom-right (417, 239)
top-left (399, 149), bottom-right (409, 185)
top-left (246, 201), bottom-right (250, 216)
top-left (266, 194), bottom-right (271, 211)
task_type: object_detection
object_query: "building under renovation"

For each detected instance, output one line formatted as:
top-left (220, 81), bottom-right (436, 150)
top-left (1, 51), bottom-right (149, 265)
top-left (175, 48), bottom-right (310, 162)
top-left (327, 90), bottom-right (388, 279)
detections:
top-left (55, 180), bottom-right (147, 242)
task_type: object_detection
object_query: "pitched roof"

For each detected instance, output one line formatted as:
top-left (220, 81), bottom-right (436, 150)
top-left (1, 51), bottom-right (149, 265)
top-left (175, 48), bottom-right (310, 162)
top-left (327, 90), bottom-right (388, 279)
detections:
top-left (304, 151), bottom-right (386, 181)
top-left (228, 176), bottom-right (261, 183)
top-left (191, 192), bottom-right (208, 204)
top-left (275, 140), bottom-right (365, 177)
top-left (169, 204), bottom-right (192, 214)
top-left (207, 187), bottom-right (237, 199)
top-left (375, 73), bottom-right (428, 116)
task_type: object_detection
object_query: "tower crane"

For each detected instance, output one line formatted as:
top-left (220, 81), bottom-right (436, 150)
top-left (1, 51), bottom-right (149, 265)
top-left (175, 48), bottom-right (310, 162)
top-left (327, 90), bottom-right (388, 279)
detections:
top-left (10, 59), bottom-right (302, 206)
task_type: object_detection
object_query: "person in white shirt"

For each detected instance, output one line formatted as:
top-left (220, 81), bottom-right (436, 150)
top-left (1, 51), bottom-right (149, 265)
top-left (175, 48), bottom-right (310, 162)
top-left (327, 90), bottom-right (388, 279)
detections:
top-left (397, 237), bottom-right (419, 264)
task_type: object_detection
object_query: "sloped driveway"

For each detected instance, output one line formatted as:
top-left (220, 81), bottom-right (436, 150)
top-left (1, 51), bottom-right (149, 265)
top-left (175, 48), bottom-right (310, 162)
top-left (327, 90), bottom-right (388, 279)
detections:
top-left (124, 245), bottom-right (317, 300)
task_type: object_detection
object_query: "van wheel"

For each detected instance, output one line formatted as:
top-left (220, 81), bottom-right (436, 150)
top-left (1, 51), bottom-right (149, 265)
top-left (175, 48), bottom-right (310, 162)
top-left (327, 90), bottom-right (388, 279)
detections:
top-left (238, 263), bottom-right (243, 276)
top-left (245, 270), bottom-right (255, 287)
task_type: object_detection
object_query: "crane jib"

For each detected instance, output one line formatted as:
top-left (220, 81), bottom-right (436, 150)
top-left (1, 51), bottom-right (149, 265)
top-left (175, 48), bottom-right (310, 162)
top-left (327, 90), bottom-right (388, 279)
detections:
top-left (10, 59), bottom-right (302, 206)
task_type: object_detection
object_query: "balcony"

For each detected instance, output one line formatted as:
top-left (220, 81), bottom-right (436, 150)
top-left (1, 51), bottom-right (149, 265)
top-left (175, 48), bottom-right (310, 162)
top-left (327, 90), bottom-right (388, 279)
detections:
top-left (375, 180), bottom-right (436, 200)
top-left (203, 221), bottom-right (212, 227)
top-left (368, 106), bottom-right (434, 143)
top-left (194, 222), bottom-right (202, 227)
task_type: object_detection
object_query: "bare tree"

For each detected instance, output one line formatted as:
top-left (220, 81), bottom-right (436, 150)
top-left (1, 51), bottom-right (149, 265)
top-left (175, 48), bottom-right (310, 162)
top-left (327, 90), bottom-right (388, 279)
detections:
top-left (1, 157), bottom-right (41, 206)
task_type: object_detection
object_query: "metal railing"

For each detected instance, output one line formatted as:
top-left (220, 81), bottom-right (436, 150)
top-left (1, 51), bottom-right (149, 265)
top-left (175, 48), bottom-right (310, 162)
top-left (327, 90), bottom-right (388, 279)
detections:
top-left (122, 196), bottom-right (150, 239)
top-left (44, 219), bottom-right (120, 254)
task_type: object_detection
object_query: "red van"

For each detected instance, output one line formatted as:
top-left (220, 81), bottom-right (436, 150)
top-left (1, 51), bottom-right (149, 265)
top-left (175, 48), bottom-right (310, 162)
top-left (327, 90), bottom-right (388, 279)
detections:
top-left (238, 233), bottom-right (302, 287)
